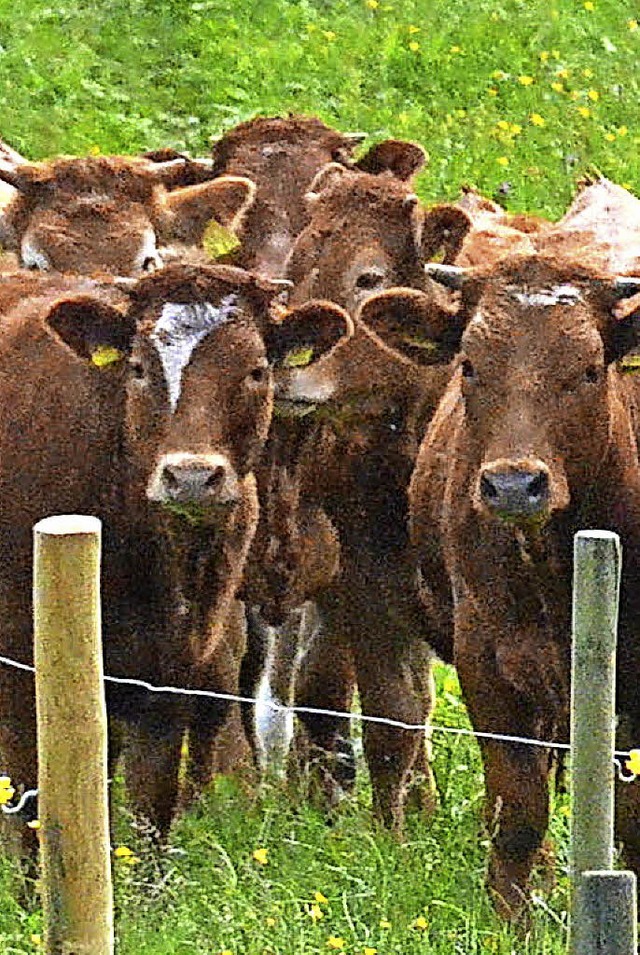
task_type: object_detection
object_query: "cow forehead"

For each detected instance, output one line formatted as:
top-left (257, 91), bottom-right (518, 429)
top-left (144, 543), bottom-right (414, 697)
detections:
top-left (150, 296), bottom-right (241, 412)
top-left (506, 283), bottom-right (583, 307)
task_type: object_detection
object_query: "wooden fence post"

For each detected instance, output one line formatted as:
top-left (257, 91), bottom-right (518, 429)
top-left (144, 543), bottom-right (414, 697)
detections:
top-left (580, 871), bottom-right (637, 954)
top-left (33, 515), bottom-right (114, 955)
top-left (570, 530), bottom-right (621, 955)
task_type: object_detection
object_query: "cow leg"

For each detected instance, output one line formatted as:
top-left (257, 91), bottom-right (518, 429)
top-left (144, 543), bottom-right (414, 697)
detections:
top-left (121, 698), bottom-right (186, 839)
top-left (292, 624), bottom-right (356, 805)
top-left (355, 640), bottom-right (428, 832)
top-left (456, 621), bottom-right (552, 921)
top-left (404, 643), bottom-right (438, 815)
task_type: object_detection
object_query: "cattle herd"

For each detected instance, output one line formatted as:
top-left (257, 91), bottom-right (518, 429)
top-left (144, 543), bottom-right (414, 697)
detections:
top-left (0, 114), bottom-right (640, 920)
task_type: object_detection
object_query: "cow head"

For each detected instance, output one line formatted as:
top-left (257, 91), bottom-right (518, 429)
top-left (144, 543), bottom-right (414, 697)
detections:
top-left (286, 162), bottom-right (471, 313)
top-left (209, 114), bottom-right (367, 276)
top-left (42, 263), bottom-right (352, 524)
top-left (0, 155), bottom-right (254, 276)
top-left (427, 255), bottom-right (640, 528)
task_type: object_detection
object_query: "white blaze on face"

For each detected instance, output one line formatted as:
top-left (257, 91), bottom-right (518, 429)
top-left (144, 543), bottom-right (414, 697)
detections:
top-left (509, 284), bottom-right (583, 307)
top-left (21, 236), bottom-right (50, 270)
top-left (151, 295), bottom-right (239, 412)
top-left (134, 228), bottom-right (163, 272)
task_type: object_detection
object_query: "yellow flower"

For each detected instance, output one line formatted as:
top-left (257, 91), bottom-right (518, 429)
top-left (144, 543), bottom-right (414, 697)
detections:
top-left (324, 30), bottom-right (336, 41)
top-left (365, 0), bottom-right (379, 7)
top-left (490, 10), bottom-right (500, 20)
top-left (552, 49), bottom-right (560, 58)
top-left (327, 939), bottom-right (345, 950)
top-left (510, 123), bottom-right (522, 135)
top-left (114, 845), bottom-right (140, 864)
top-left (530, 113), bottom-right (545, 127)
top-left (315, 891), bottom-right (329, 904)
top-left (604, 132), bottom-right (616, 142)
top-left (577, 106), bottom-right (591, 117)
top-left (363, 949), bottom-right (378, 955)
top-left (409, 40), bottom-right (420, 52)
top-left (518, 75), bottom-right (534, 86)
top-left (557, 68), bottom-right (570, 79)
top-left (492, 69), bottom-right (506, 80)
top-left (539, 50), bottom-right (550, 62)
top-left (551, 81), bottom-right (564, 93)
top-left (584, 1), bottom-right (594, 9)
top-left (413, 915), bottom-right (429, 930)
top-left (220, 951), bottom-right (233, 955)
top-left (379, 919), bottom-right (392, 929)
top-left (89, 145), bottom-right (101, 156)
top-left (253, 847), bottom-right (269, 865)
top-left (408, 24), bottom-right (420, 33)
top-left (618, 125), bottom-right (628, 136)
top-left (587, 89), bottom-right (599, 101)
top-left (496, 120), bottom-right (510, 130)
top-left (266, 917), bottom-right (276, 927)
top-left (582, 68), bottom-right (594, 78)
top-left (628, 19), bottom-right (638, 31)
top-left (450, 45), bottom-right (462, 54)
top-left (569, 90), bottom-right (581, 100)
top-left (626, 749), bottom-right (640, 774)
top-left (307, 903), bottom-right (325, 921)
top-left (488, 87), bottom-right (498, 96)
top-left (30, 936), bottom-right (42, 947)
top-left (496, 156), bottom-right (510, 167)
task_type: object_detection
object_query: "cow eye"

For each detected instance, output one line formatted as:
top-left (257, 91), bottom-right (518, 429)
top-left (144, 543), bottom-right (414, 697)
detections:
top-left (247, 365), bottom-right (269, 385)
top-left (129, 358), bottom-right (146, 381)
top-left (461, 358), bottom-right (475, 380)
top-left (584, 365), bottom-right (600, 384)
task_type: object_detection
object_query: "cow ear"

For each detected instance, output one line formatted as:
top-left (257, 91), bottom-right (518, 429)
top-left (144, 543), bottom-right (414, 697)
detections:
top-left (304, 162), bottom-right (349, 205)
top-left (358, 286), bottom-right (467, 366)
top-left (602, 279), bottom-right (640, 367)
top-left (355, 140), bottom-right (426, 181)
top-left (43, 295), bottom-right (136, 366)
top-left (421, 205), bottom-right (472, 265)
top-left (264, 300), bottom-right (353, 368)
top-left (158, 175), bottom-right (255, 245)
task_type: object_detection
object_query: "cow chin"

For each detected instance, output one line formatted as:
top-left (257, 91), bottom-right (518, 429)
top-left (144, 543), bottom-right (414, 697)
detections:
top-left (146, 452), bottom-right (241, 527)
top-left (472, 457), bottom-right (570, 531)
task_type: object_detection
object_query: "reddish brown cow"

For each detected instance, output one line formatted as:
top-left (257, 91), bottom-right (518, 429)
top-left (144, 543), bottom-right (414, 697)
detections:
top-left (0, 153), bottom-right (254, 275)
top-left (0, 263), bottom-right (350, 846)
top-left (409, 252), bottom-right (640, 917)
top-left (209, 114), bottom-right (367, 277)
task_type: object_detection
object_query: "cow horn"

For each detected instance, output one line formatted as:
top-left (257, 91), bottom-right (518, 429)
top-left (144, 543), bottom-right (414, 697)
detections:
top-left (141, 157), bottom-right (191, 181)
top-left (424, 263), bottom-right (469, 289)
top-left (0, 140), bottom-right (28, 166)
top-left (614, 277), bottom-right (640, 298)
top-left (343, 132), bottom-right (367, 145)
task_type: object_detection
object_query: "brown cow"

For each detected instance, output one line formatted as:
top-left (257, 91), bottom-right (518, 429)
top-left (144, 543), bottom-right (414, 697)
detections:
top-left (0, 263), bottom-right (351, 847)
top-left (209, 114), bottom-right (367, 277)
top-left (409, 252), bottom-right (640, 918)
top-left (0, 153), bottom-right (254, 275)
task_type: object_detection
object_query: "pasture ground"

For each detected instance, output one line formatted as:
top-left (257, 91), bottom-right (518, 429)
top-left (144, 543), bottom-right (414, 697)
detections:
top-left (0, 0), bottom-right (637, 949)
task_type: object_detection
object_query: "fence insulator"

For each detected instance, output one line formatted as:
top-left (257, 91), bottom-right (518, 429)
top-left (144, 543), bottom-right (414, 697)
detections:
top-left (33, 515), bottom-right (114, 955)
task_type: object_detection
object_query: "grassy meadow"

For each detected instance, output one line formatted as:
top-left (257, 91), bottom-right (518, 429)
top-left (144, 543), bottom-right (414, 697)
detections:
top-left (0, 0), bottom-right (638, 950)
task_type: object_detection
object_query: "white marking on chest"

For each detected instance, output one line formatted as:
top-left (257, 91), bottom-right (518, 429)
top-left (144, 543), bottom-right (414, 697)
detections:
top-left (151, 296), bottom-right (238, 412)
top-left (21, 236), bottom-right (50, 271)
top-left (508, 284), bottom-right (583, 307)
top-left (469, 310), bottom-right (488, 331)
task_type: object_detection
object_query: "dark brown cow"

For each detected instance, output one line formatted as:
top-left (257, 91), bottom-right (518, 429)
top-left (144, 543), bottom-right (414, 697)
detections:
top-left (409, 252), bottom-right (640, 918)
top-left (0, 153), bottom-right (254, 275)
top-left (209, 114), bottom-right (367, 277)
top-left (0, 263), bottom-right (350, 847)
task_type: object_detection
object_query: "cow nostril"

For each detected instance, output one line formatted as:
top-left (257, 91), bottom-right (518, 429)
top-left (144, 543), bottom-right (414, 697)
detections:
top-left (527, 471), bottom-right (549, 500)
top-left (203, 467), bottom-right (225, 492)
top-left (162, 466), bottom-right (180, 490)
top-left (480, 473), bottom-right (498, 501)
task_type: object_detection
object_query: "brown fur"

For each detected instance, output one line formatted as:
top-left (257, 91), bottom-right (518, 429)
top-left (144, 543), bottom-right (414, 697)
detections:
top-left (0, 262), bottom-right (350, 845)
top-left (409, 252), bottom-right (640, 917)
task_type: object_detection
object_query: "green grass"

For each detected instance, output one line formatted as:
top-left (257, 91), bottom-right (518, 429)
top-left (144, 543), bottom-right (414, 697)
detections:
top-left (0, 665), bottom-right (572, 953)
top-left (0, 0), bottom-right (631, 948)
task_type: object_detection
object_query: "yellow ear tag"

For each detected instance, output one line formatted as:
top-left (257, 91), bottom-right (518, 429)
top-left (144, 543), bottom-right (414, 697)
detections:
top-left (202, 219), bottom-right (241, 259)
top-left (401, 333), bottom-right (437, 353)
top-left (620, 353), bottom-right (640, 374)
top-left (283, 346), bottom-right (314, 368)
top-left (91, 345), bottom-right (124, 368)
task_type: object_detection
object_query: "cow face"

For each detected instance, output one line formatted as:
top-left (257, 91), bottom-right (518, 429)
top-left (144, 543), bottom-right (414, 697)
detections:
top-left (286, 166), bottom-right (471, 314)
top-left (429, 255), bottom-right (640, 528)
top-left (43, 264), bottom-right (351, 523)
top-left (0, 156), bottom-right (254, 277)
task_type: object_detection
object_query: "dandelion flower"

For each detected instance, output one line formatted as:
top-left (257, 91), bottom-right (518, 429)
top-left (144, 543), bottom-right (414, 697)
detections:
top-left (363, 949), bottom-right (378, 955)
top-left (496, 156), bottom-right (510, 167)
top-left (628, 19), bottom-right (638, 31)
top-left (587, 89), bottom-right (600, 101)
top-left (518, 75), bottom-right (534, 86)
top-left (324, 30), bottom-right (336, 41)
top-left (551, 81), bottom-right (564, 93)
top-left (530, 113), bottom-right (545, 127)
top-left (450, 45), bottom-right (462, 54)
top-left (492, 69), bottom-right (506, 80)
top-left (577, 106), bottom-right (591, 118)
top-left (488, 87), bottom-right (498, 96)
top-left (582, 68), bottom-right (594, 78)
top-left (315, 891), bottom-right (329, 904)
top-left (510, 123), bottom-right (522, 135)
top-left (584, 1), bottom-right (594, 10)
top-left (307, 903), bottom-right (325, 921)
top-left (557, 68), bottom-right (570, 79)
top-left (30, 935), bottom-right (42, 946)
top-left (604, 132), bottom-right (616, 142)
top-left (408, 24), bottom-right (420, 33)
top-left (413, 915), bottom-right (429, 930)
top-left (618, 125), bottom-right (628, 136)
top-left (266, 917), bottom-right (276, 927)
top-left (326, 939), bottom-right (345, 950)
top-left (379, 919), bottom-right (391, 929)
top-left (253, 847), bottom-right (269, 865)
top-left (496, 120), bottom-right (510, 131)
top-left (539, 51), bottom-right (550, 62)
top-left (409, 40), bottom-right (420, 52)
top-left (365, 0), bottom-right (379, 7)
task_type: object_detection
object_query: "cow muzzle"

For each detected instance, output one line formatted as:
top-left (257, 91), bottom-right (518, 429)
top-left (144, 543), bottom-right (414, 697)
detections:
top-left (147, 452), bottom-right (240, 517)
top-left (477, 459), bottom-right (551, 525)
